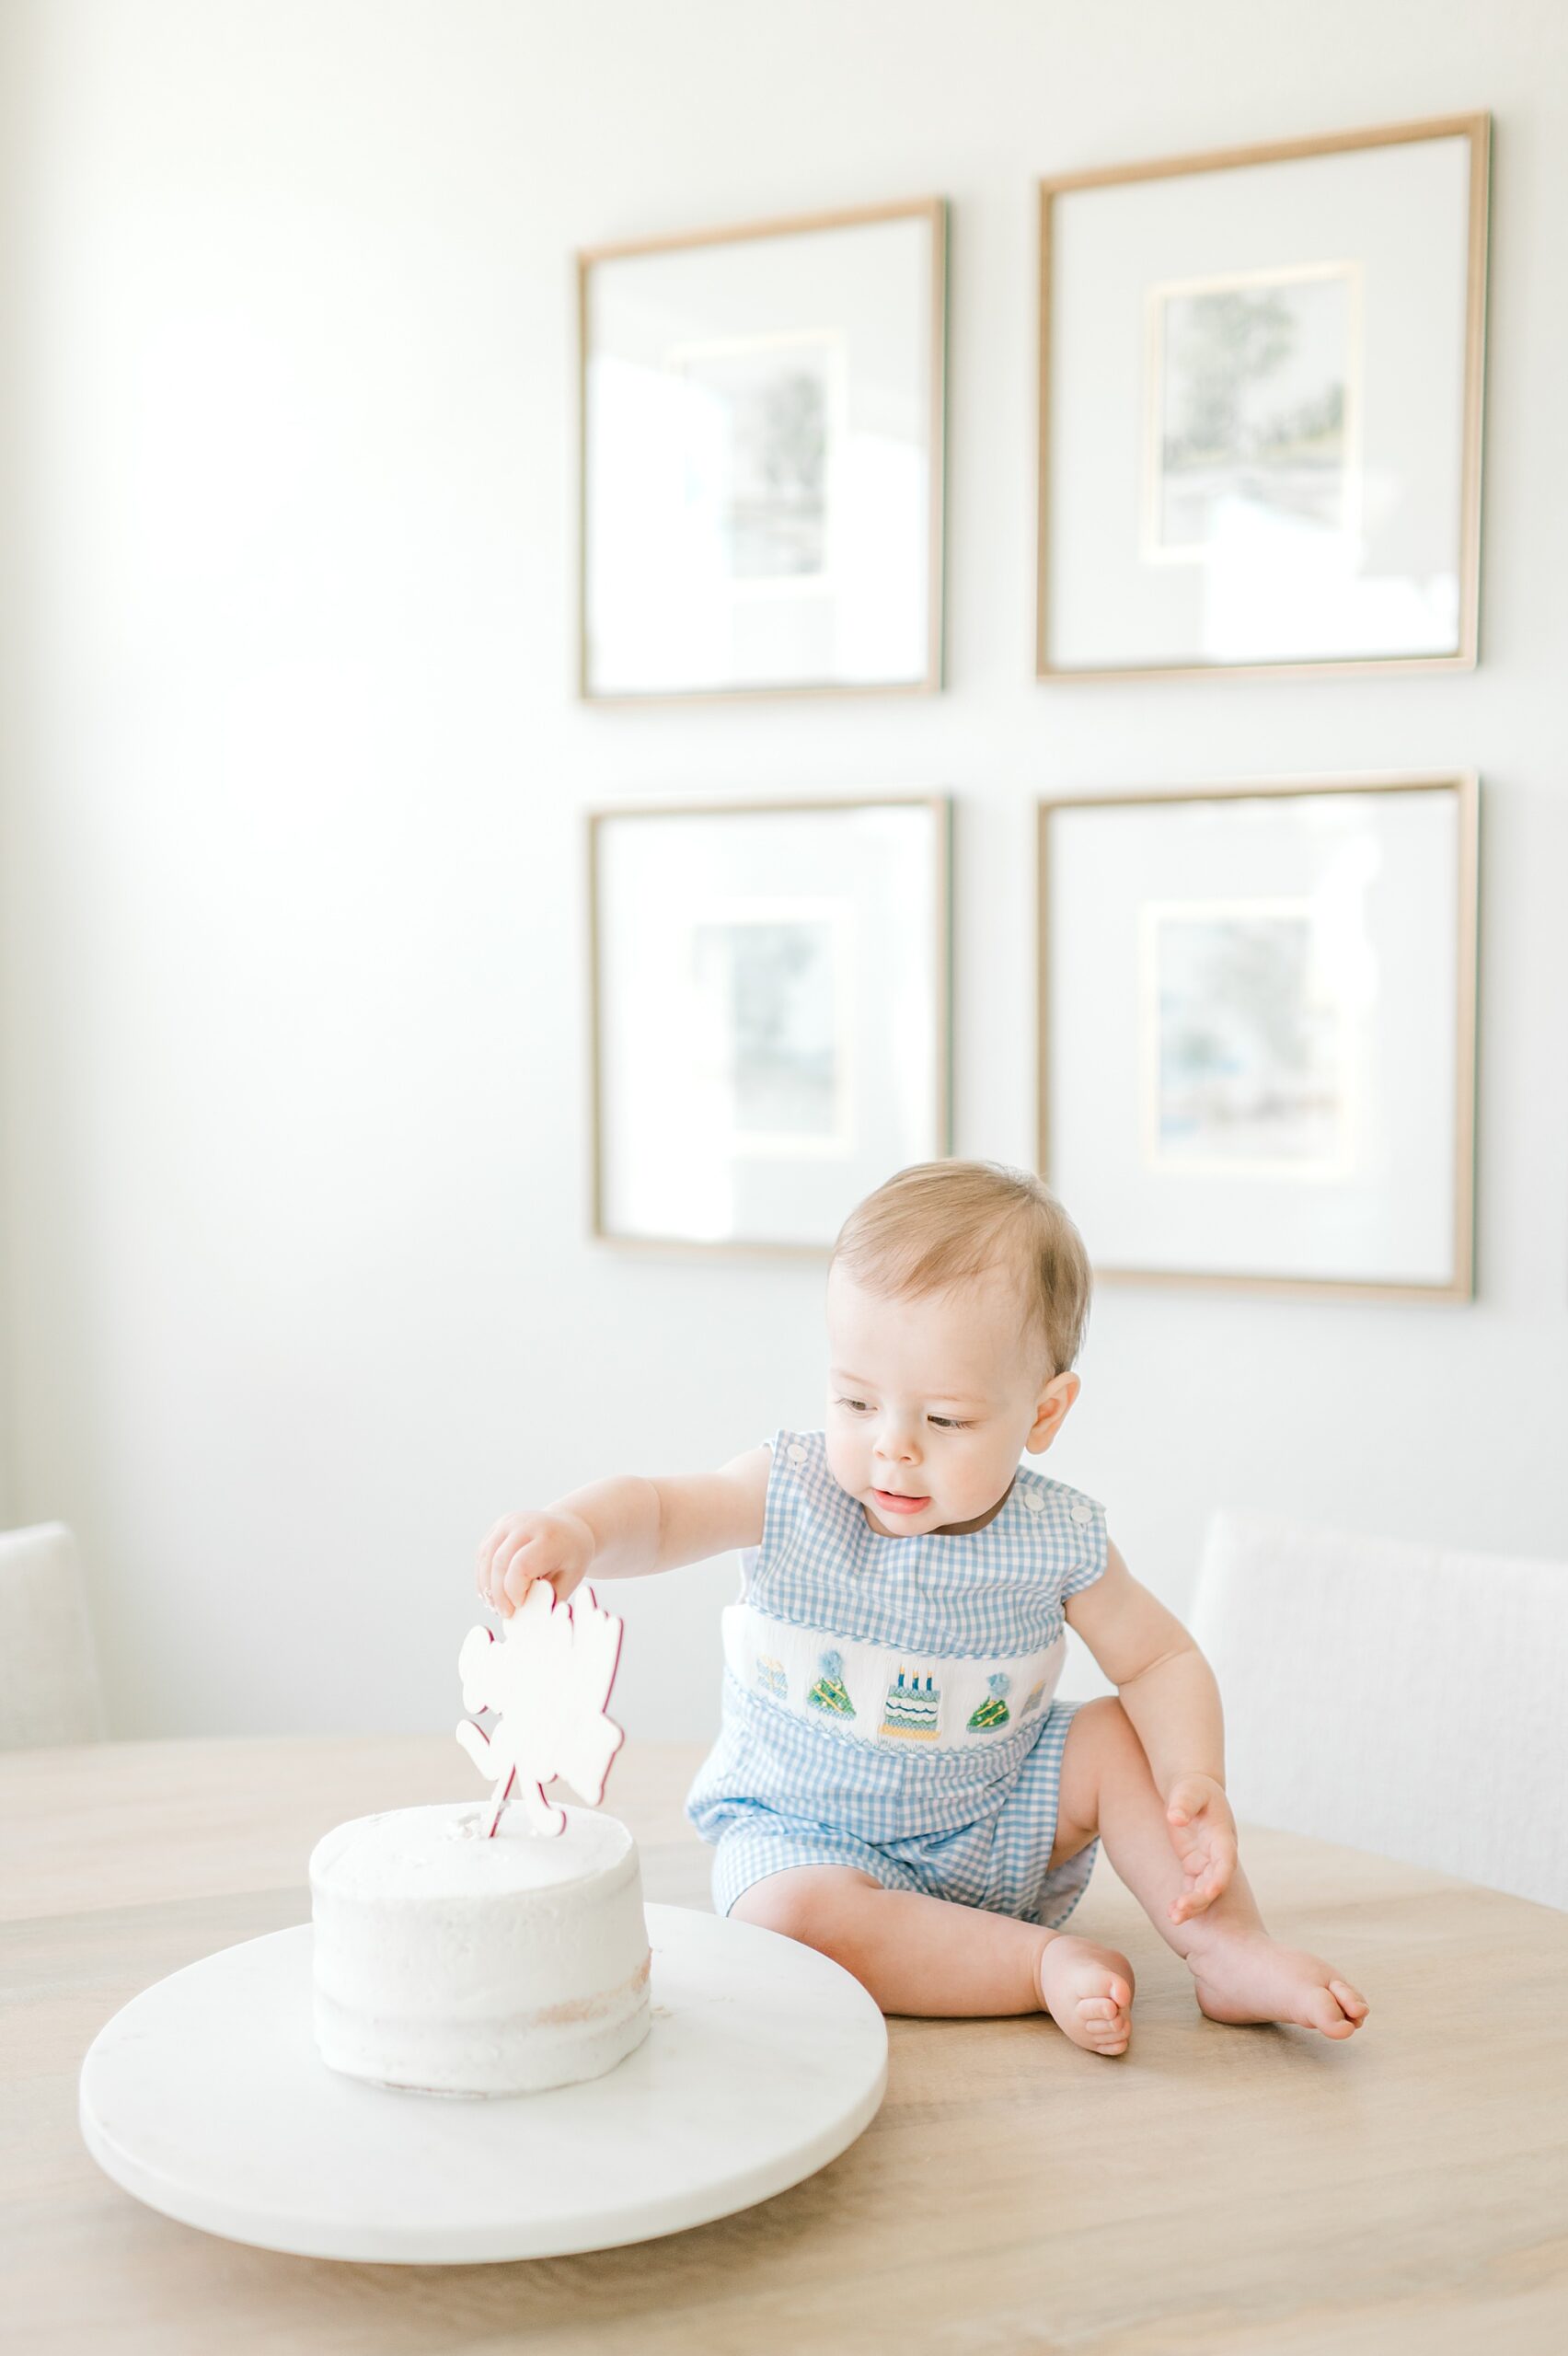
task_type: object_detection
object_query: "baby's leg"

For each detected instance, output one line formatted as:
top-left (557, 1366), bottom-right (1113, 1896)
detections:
top-left (1055, 1699), bottom-right (1369, 2039)
top-left (731, 1865), bottom-right (1135, 2054)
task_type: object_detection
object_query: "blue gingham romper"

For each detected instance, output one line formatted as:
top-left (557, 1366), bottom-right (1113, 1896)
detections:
top-left (685, 1427), bottom-right (1109, 1926)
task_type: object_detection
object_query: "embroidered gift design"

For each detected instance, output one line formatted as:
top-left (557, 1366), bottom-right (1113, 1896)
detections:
top-left (807, 1649), bottom-right (856, 1719)
top-left (881, 1669), bottom-right (940, 1741)
top-left (1020, 1680), bottom-right (1046, 1721)
top-left (966, 1673), bottom-right (1011, 1731)
top-left (754, 1653), bottom-right (788, 1701)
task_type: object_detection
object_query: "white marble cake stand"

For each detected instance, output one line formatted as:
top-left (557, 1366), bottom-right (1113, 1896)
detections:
top-left (78, 1903), bottom-right (887, 2265)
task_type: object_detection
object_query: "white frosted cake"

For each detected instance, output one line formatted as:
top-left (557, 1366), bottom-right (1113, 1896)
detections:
top-left (309, 1802), bottom-right (651, 2096)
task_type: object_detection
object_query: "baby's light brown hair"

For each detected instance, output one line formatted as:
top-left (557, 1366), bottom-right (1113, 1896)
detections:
top-left (831, 1161), bottom-right (1092, 1377)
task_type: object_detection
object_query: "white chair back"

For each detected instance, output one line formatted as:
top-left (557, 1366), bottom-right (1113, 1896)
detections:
top-left (0, 1521), bottom-right (108, 1748)
top-left (1190, 1508), bottom-right (1568, 1912)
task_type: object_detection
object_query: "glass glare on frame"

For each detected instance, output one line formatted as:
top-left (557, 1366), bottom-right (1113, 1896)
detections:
top-left (593, 801), bottom-right (950, 1249)
top-left (1040, 780), bottom-right (1476, 1295)
top-left (582, 202), bottom-right (945, 699)
top-left (1041, 119), bottom-right (1486, 675)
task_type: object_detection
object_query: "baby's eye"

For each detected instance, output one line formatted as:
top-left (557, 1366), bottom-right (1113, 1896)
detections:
top-left (836, 1396), bottom-right (870, 1414)
top-left (928, 1415), bottom-right (973, 1430)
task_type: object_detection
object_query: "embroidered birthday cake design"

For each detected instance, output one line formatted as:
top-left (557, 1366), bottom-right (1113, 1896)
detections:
top-left (881, 1669), bottom-right (941, 1741)
top-left (807, 1650), bottom-right (856, 1718)
top-left (754, 1654), bottom-right (788, 1701)
top-left (966, 1673), bottom-right (1010, 1731)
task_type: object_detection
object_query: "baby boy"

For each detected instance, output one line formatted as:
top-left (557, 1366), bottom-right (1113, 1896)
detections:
top-left (476, 1161), bottom-right (1367, 2053)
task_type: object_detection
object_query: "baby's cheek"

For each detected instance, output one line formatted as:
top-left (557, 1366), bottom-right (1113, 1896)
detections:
top-left (822, 1429), bottom-right (859, 1494)
top-left (968, 1437), bottom-right (1015, 1507)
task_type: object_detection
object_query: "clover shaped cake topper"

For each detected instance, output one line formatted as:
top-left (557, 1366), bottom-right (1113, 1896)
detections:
top-left (455, 1580), bottom-right (627, 1839)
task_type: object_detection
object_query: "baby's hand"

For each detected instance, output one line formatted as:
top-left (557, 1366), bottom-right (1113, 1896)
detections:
top-left (475, 1510), bottom-right (594, 1617)
top-left (1163, 1773), bottom-right (1239, 1924)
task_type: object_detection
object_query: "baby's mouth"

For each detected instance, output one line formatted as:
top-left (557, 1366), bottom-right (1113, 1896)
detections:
top-left (871, 1487), bottom-right (931, 1517)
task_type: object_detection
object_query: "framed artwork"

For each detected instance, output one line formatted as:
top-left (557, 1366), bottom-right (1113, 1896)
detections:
top-left (1038, 777), bottom-right (1479, 1299)
top-left (579, 198), bottom-right (946, 701)
top-left (590, 798), bottom-right (951, 1251)
top-left (1037, 114), bottom-right (1491, 678)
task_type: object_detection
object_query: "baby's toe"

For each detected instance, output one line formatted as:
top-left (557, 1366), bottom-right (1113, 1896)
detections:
top-left (1305, 1984), bottom-right (1360, 2038)
top-left (1330, 1979), bottom-right (1369, 2020)
top-left (1080, 1992), bottom-right (1130, 2050)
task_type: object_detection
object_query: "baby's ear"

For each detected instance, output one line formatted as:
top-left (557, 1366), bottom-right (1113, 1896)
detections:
top-left (1026, 1369), bottom-right (1080, 1452)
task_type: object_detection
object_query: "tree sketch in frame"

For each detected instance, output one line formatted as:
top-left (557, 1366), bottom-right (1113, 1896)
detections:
top-left (1139, 900), bottom-right (1354, 1177)
top-left (689, 898), bottom-right (852, 1155)
top-left (674, 331), bottom-right (840, 590)
top-left (1143, 262), bottom-right (1362, 560)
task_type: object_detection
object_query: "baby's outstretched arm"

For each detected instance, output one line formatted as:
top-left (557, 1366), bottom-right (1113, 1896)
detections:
top-left (476, 1445), bottom-right (770, 1615)
top-left (1064, 1543), bottom-right (1237, 1924)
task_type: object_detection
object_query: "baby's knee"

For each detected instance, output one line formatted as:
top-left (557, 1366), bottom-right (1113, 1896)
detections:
top-left (1057, 1696), bottom-right (1151, 1837)
top-left (1069, 1694), bottom-right (1145, 1770)
top-left (731, 1864), bottom-right (882, 1946)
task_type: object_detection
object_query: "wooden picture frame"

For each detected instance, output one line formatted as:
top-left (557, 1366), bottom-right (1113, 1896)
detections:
top-left (590, 796), bottom-right (952, 1252)
top-left (1038, 775), bottom-right (1480, 1299)
top-left (1037, 115), bottom-right (1491, 680)
top-left (579, 198), bottom-right (948, 703)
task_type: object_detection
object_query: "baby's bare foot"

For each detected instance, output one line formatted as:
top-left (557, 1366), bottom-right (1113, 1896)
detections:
top-left (1185, 1924), bottom-right (1369, 2040)
top-left (1037, 1934), bottom-right (1135, 2056)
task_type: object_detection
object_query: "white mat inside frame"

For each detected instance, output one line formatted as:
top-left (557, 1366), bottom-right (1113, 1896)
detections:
top-left (79, 1903), bottom-right (889, 2264)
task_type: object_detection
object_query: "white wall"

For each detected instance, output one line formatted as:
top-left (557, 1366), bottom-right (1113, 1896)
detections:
top-left (3, 0), bottom-right (1566, 1743)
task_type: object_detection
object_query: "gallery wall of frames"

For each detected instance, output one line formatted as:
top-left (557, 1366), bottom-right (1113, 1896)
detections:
top-left (579, 112), bottom-right (1488, 1301)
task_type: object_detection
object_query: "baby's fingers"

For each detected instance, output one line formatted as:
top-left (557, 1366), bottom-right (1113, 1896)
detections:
top-left (476, 1530), bottom-right (536, 1615)
top-left (1170, 1850), bottom-right (1236, 1923)
top-left (477, 1516), bottom-right (530, 1603)
top-left (475, 1519), bottom-right (511, 1596)
top-left (1170, 1875), bottom-right (1221, 1923)
top-left (500, 1537), bottom-right (548, 1609)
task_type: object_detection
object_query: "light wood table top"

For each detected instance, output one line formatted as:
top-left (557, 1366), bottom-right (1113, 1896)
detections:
top-left (4, 1736), bottom-right (1566, 2354)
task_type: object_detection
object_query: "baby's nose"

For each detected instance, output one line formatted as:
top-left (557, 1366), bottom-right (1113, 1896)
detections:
top-left (876, 1421), bottom-right (921, 1461)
